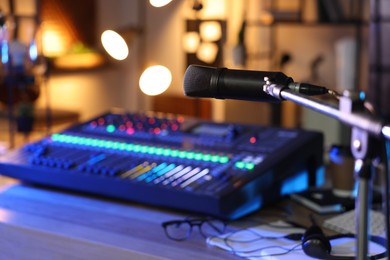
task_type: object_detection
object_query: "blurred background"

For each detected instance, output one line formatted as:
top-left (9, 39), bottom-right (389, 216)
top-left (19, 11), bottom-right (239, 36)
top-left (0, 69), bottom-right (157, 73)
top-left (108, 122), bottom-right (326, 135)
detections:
top-left (0, 0), bottom-right (370, 149)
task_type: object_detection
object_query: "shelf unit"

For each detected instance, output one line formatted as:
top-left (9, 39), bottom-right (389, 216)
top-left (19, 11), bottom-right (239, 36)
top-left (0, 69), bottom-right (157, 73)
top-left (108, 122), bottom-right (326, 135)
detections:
top-left (241, 0), bottom-right (368, 127)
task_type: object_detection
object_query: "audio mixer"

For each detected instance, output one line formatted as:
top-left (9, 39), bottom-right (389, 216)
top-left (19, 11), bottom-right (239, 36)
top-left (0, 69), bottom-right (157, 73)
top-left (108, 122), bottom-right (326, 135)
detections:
top-left (0, 111), bottom-right (324, 219)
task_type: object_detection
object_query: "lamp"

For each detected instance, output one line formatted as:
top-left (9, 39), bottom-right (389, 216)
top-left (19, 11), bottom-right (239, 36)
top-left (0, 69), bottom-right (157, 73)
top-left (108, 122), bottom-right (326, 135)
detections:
top-left (184, 19), bottom-right (225, 65)
top-left (39, 0), bottom-right (106, 70)
top-left (196, 42), bottom-right (218, 64)
top-left (182, 31), bottom-right (200, 53)
top-left (100, 26), bottom-right (141, 61)
top-left (41, 25), bottom-right (70, 58)
top-left (149, 0), bottom-right (173, 8)
top-left (101, 30), bottom-right (129, 61)
top-left (199, 21), bottom-right (222, 42)
top-left (139, 65), bottom-right (172, 96)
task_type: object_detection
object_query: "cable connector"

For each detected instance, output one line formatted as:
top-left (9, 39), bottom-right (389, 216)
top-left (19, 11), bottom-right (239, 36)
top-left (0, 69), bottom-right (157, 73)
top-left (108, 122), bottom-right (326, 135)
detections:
top-left (288, 82), bottom-right (328, 96)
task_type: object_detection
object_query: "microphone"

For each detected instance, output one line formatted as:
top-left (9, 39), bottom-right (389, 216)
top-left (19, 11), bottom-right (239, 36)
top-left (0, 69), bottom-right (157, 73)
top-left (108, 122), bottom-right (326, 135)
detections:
top-left (183, 65), bottom-right (328, 102)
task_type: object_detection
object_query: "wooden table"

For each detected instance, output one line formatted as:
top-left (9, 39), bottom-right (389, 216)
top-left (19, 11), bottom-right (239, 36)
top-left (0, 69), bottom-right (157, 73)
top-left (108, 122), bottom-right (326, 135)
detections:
top-left (0, 175), bottom-right (323, 260)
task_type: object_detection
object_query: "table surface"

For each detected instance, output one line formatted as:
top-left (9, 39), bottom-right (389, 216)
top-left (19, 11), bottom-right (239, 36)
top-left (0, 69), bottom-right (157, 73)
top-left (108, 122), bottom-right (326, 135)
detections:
top-left (0, 174), bottom-right (333, 260)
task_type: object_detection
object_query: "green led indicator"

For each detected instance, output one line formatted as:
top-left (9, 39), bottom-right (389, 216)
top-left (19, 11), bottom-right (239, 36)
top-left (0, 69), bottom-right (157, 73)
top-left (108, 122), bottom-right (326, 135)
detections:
top-left (163, 149), bottom-right (171, 156)
top-left (74, 137), bottom-right (81, 144)
top-left (126, 144), bottom-right (134, 152)
top-left (104, 141), bottom-right (111, 148)
top-left (133, 145), bottom-right (141, 152)
top-left (203, 154), bottom-right (211, 161)
top-left (106, 125), bottom-right (116, 133)
top-left (235, 161), bottom-right (255, 170)
top-left (140, 146), bottom-right (148, 153)
top-left (186, 152), bottom-right (195, 159)
top-left (79, 137), bottom-right (85, 144)
top-left (235, 161), bottom-right (245, 169)
top-left (246, 163), bottom-right (255, 170)
top-left (219, 156), bottom-right (229, 164)
top-left (114, 142), bottom-right (120, 148)
top-left (211, 155), bottom-right (219, 162)
top-left (119, 143), bottom-right (126, 150)
top-left (111, 141), bottom-right (119, 149)
top-left (147, 147), bottom-right (156, 154)
top-left (87, 139), bottom-right (94, 146)
top-left (194, 153), bottom-right (202, 160)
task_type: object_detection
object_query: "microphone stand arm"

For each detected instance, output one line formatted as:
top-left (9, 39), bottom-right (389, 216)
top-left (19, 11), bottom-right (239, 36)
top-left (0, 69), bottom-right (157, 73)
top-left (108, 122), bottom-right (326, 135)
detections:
top-left (263, 82), bottom-right (389, 140)
top-left (263, 81), bottom-right (389, 260)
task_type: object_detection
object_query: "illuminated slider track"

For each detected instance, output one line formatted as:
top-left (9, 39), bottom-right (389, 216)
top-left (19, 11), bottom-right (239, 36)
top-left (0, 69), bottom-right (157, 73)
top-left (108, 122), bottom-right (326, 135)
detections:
top-left (26, 133), bottom-right (260, 192)
top-left (50, 133), bottom-right (232, 165)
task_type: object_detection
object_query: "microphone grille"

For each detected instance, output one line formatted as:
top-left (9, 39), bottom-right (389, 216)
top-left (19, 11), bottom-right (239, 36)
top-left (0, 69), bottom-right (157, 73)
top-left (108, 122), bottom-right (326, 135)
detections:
top-left (183, 65), bottom-right (213, 97)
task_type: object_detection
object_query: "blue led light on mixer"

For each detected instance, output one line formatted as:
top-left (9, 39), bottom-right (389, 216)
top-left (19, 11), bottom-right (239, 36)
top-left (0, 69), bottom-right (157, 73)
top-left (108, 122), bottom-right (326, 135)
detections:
top-left (50, 133), bottom-right (230, 164)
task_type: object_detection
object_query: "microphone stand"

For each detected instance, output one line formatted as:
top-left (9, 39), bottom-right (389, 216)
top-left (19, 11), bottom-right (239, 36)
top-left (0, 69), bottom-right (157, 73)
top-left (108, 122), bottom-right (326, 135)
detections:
top-left (263, 80), bottom-right (389, 260)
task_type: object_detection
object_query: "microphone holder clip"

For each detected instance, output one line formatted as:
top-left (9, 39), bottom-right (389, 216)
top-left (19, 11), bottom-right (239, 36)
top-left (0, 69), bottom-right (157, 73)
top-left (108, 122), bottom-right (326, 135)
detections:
top-left (263, 77), bottom-right (286, 101)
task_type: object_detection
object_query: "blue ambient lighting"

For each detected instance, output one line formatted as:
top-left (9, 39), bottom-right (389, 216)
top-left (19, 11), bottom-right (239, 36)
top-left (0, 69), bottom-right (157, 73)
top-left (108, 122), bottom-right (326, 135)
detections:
top-left (29, 40), bottom-right (38, 61)
top-left (280, 170), bottom-right (308, 196)
top-left (280, 166), bottom-right (325, 196)
top-left (1, 41), bottom-right (9, 64)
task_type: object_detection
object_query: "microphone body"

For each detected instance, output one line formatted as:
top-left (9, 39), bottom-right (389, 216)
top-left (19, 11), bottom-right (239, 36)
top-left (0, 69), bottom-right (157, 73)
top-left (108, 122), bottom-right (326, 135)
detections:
top-left (184, 65), bottom-right (294, 102)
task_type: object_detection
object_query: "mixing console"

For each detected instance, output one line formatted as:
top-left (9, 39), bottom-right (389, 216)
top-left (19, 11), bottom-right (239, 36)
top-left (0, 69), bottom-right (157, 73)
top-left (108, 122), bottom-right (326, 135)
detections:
top-left (0, 111), bottom-right (324, 219)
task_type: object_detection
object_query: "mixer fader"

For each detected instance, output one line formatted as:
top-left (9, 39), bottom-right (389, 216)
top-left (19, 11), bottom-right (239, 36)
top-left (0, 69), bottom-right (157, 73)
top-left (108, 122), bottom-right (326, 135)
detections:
top-left (0, 111), bottom-right (324, 219)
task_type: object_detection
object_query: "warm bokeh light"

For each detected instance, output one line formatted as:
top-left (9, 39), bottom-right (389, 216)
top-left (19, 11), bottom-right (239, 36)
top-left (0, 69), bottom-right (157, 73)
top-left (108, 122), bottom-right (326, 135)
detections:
top-left (139, 65), bottom-right (172, 96)
top-left (53, 52), bottom-right (105, 70)
top-left (42, 29), bottom-right (68, 57)
top-left (149, 0), bottom-right (173, 8)
top-left (182, 32), bottom-right (200, 53)
top-left (196, 42), bottom-right (218, 64)
top-left (101, 30), bottom-right (129, 61)
top-left (199, 21), bottom-right (222, 42)
top-left (199, 0), bottom-right (226, 19)
top-left (259, 11), bottom-right (274, 25)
